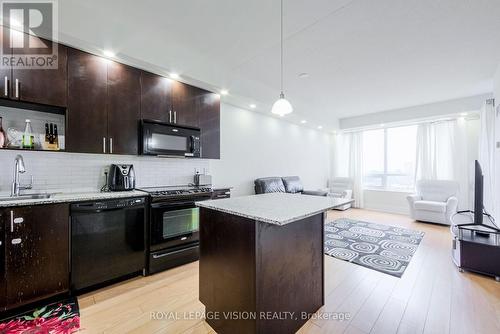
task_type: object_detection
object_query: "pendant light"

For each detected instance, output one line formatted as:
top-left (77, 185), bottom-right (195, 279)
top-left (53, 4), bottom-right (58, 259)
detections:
top-left (271, 0), bottom-right (293, 116)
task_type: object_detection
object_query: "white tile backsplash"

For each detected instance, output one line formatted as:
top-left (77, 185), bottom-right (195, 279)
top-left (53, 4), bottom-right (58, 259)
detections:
top-left (0, 150), bottom-right (209, 195)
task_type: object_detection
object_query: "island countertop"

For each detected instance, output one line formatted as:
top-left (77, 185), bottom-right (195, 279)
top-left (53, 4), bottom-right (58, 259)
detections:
top-left (196, 192), bottom-right (353, 225)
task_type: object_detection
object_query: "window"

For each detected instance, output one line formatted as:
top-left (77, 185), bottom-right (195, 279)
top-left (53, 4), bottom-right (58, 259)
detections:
top-left (363, 125), bottom-right (417, 191)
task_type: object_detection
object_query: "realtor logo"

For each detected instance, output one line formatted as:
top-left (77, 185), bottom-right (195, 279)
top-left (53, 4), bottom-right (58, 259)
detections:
top-left (1, 0), bottom-right (58, 69)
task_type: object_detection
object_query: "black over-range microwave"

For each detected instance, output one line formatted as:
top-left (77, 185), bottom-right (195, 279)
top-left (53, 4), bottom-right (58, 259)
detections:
top-left (141, 120), bottom-right (201, 157)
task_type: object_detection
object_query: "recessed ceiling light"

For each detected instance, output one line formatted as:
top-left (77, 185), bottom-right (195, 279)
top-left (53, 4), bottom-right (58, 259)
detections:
top-left (249, 104), bottom-right (256, 109)
top-left (220, 89), bottom-right (229, 95)
top-left (170, 73), bottom-right (180, 79)
top-left (317, 126), bottom-right (323, 130)
top-left (298, 73), bottom-right (310, 78)
top-left (300, 120), bottom-right (307, 124)
top-left (380, 123), bottom-right (385, 127)
top-left (103, 50), bottom-right (116, 58)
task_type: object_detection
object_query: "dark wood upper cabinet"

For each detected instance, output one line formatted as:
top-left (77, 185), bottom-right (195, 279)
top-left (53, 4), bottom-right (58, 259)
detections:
top-left (0, 27), bottom-right (67, 107)
top-left (12, 40), bottom-right (68, 107)
top-left (2, 204), bottom-right (69, 310)
top-left (107, 61), bottom-right (141, 155)
top-left (66, 48), bottom-right (108, 154)
top-left (199, 92), bottom-right (221, 159)
top-left (172, 81), bottom-right (200, 127)
top-left (140, 71), bottom-right (173, 123)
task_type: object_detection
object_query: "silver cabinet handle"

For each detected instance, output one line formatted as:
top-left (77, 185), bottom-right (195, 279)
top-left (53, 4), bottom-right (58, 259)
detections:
top-left (11, 238), bottom-right (21, 245)
top-left (15, 78), bottom-right (19, 98)
top-left (10, 210), bottom-right (13, 232)
top-left (174, 111), bottom-right (177, 123)
top-left (103, 137), bottom-right (106, 153)
top-left (169, 110), bottom-right (172, 123)
top-left (4, 76), bottom-right (8, 96)
top-left (109, 137), bottom-right (113, 154)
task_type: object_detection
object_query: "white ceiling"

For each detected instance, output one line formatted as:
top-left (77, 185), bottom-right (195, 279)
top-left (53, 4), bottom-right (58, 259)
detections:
top-left (58, 0), bottom-right (500, 130)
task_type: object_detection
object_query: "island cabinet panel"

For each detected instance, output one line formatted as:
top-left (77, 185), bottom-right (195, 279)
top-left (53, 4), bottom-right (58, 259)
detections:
top-left (66, 48), bottom-right (108, 153)
top-left (199, 208), bottom-right (324, 334)
top-left (1, 204), bottom-right (69, 311)
top-left (107, 62), bottom-right (141, 155)
top-left (140, 71), bottom-right (173, 123)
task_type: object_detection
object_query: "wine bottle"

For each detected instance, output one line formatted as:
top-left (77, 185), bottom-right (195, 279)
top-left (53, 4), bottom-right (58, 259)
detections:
top-left (49, 123), bottom-right (54, 144)
top-left (0, 116), bottom-right (6, 148)
top-left (45, 123), bottom-right (50, 143)
top-left (53, 124), bottom-right (59, 148)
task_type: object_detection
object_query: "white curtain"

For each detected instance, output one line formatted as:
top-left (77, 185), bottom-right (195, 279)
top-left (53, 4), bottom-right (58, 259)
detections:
top-left (333, 131), bottom-right (364, 208)
top-left (414, 119), bottom-right (472, 209)
top-left (478, 100), bottom-right (497, 218)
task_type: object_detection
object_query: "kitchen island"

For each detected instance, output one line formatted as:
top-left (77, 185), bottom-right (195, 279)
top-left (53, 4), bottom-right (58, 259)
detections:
top-left (196, 193), bottom-right (354, 334)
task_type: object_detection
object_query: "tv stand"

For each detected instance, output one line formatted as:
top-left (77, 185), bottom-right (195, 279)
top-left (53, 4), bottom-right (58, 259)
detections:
top-left (451, 212), bottom-right (500, 281)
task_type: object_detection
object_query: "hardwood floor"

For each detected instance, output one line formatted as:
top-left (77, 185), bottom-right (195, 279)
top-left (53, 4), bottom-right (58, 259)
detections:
top-left (77, 209), bottom-right (500, 334)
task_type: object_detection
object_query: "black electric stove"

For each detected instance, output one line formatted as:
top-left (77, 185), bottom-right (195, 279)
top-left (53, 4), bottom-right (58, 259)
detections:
top-left (138, 185), bottom-right (213, 274)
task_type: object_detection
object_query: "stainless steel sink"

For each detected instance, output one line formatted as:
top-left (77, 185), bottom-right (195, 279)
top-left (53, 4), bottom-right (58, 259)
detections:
top-left (0, 193), bottom-right (54, 202)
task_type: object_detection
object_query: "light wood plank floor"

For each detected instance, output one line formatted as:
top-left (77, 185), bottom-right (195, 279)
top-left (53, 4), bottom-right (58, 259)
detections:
top-left (77, 209), bottom-right (500, 334)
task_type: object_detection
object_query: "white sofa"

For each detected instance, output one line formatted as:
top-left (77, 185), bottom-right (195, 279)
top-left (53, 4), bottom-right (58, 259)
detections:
top-left (407, 180), bottom-right (459, 225)
top-left (326, 177), bottom-right (353, 211)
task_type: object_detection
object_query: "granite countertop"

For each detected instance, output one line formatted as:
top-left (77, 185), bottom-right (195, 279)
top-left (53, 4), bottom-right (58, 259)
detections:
top-left (0, 190), bottom-right (148, 207)
top-left (196, 193), bottom-right (354, 226)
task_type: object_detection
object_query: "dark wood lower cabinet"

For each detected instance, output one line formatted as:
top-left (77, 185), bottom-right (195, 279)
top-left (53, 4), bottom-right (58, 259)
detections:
top-left (1, 204), bottom-right (69, 311)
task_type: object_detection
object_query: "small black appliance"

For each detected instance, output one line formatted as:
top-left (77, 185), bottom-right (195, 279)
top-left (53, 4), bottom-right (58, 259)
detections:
top-left (108, 164), bottom-right (136, 191)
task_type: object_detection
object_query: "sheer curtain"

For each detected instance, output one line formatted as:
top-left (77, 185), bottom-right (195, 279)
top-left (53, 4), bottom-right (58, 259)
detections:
top-left (333, 131), bottom-right (364, 208)
top-left (414, 119), bottom-right (471, 209)
top-left (478, 100), bottom-right (497, 218)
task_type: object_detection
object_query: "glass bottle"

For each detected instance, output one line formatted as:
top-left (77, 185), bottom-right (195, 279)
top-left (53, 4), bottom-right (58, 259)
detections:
top-left (0, 116), bottom-right (6, 148)
top-left (22, 119), bottom-right (34, 149)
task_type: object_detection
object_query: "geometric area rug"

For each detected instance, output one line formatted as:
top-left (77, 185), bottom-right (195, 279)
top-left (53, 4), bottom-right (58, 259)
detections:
top-left (324, 218), bottom-right (425, 278)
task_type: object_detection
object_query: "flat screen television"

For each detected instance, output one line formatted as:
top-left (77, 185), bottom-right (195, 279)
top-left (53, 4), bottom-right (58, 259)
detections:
top-left (474, 160), bottom-right (483, 225)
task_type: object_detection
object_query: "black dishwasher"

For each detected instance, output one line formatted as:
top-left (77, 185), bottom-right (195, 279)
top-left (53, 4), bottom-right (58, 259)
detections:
top-left (70, 197), bottom-right (146, 292)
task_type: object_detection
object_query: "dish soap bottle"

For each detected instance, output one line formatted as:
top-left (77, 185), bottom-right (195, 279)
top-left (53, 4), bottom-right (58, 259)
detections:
top-left (22, 119), bottom-right (34, 149)
top-left (0, 116), bottom-right (6, 148)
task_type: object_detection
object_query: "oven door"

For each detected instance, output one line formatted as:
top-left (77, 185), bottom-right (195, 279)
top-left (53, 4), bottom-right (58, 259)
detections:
top-left (150, 200), bottom-right (202, 251)
top-left (141, 120), bottom-right (200, 157)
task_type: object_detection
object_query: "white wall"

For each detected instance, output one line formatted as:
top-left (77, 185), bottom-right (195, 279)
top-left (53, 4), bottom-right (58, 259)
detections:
top-left (210, 104), bottom-right (331, 197)
top-left (495, 64), bottom-right (500, 101)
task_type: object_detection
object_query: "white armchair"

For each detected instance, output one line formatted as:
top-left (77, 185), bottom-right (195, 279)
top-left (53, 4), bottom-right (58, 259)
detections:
top-left (407, 180), bottom-right (459, 225)
top-left (327, 177), bottom-right (353, 211)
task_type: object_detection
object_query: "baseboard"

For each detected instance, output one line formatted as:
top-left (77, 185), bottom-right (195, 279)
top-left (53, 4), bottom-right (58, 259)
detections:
top-left (363, 204), bottom-right (410, 216)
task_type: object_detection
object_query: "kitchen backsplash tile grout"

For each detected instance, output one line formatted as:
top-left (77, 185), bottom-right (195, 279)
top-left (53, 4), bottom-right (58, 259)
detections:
top-left (0, 150), bottom-right (210, 195)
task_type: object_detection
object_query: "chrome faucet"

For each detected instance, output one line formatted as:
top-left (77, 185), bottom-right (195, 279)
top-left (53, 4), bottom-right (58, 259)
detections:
top-left (11, 155), bottom-right (33, 197)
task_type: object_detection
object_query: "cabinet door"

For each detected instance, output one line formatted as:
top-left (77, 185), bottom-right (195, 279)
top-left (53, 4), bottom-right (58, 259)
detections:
top-left (172, 81), bottom-right (200, 127)
top-left (0, 209), bottom-right (6, 311)
top-left (66, 48), bottom-right (108, 153)
top-left (0, 26), bottom-right (11, 101)
top-left (12, 39), bottom-right (68, 107)
top-left (140, 71), bottom-right (173, 123)
top-left (199, 92), bottom-right (221, 159)
top-left (5, 204), bottom-right (69, 309)
top-left (107, 61), bottom-right (141, 155)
